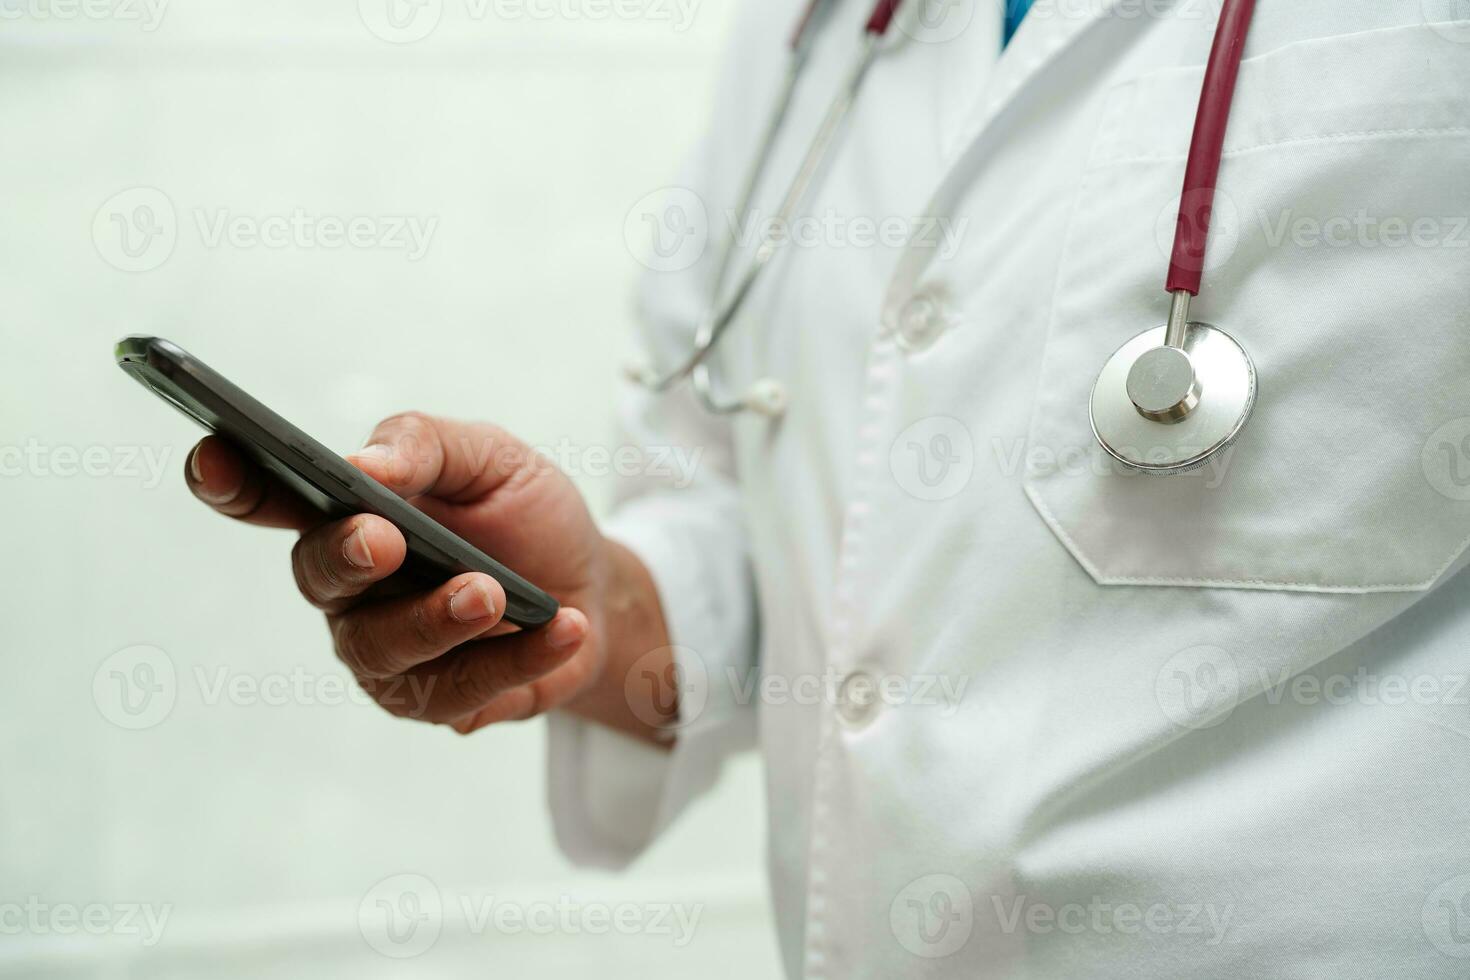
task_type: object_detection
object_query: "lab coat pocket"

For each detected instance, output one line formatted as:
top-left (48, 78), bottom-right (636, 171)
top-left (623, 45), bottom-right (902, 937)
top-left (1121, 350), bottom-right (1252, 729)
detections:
top-left (1023, 23), bottom-right (1470, 593)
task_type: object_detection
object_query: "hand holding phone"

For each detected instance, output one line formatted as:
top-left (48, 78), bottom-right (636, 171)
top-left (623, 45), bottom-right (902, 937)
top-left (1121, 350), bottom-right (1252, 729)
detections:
top-left (118, 337), bottom-right (658, 734)
top-left (183, 420), bottom-right (606, 729)
top-left (118, 337), bottom-right (558, 627)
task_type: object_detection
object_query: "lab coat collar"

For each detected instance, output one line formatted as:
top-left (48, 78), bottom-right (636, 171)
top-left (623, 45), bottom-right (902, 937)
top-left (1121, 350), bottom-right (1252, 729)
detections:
top-left (882, 0), bottom-right (1135, 324)
top-left (960, 0), bottom-right (1136, 154)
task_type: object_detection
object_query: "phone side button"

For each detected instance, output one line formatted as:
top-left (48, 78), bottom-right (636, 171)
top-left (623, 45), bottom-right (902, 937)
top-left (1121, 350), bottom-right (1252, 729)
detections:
top-left (286, 438), bottom-right (317, 464)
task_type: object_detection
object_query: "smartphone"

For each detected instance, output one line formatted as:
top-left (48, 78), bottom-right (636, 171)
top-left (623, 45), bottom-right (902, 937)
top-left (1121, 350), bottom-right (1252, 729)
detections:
top-left (116, 335), bottom-right (559, 629)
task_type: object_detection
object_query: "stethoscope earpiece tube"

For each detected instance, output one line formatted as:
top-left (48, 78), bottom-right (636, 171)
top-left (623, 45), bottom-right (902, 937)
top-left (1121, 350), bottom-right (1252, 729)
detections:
top-left (627, 0), bottom-right (908, 417)
top-left (788, 0), bottom-right (833, 52)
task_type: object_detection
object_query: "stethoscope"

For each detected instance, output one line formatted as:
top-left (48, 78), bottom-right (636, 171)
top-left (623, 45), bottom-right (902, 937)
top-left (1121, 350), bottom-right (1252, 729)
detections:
top-left (628, 0), bottom-right (1260, 476)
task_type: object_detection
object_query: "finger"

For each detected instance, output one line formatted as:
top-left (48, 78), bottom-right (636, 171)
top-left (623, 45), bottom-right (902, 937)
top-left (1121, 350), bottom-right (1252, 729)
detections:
top-left (330, 572), bottom-right (508, 680)
top-left (346, 412), bottom-right (536, 504)
top-left (186, 436), bottom-right (321, 530)
top-left (450, 651), bottom-right (598, 734)
top-left (290, 514), bottom-right (407, 611)
top-left (388, 608), bottom-right (589, 724)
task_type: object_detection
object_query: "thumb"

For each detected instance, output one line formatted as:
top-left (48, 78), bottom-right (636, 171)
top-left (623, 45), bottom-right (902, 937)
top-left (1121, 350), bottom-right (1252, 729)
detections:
top-left (347, 412), bottom-right (534, 502)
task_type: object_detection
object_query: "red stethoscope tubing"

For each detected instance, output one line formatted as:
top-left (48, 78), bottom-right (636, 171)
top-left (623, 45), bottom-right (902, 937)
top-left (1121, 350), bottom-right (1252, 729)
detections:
top-left (863, 0), bottom-right (905, 35)
top-left (790, 0), bottom-right (1251, 298)
top-left (1166, 0), bottom-right (1259, 296)
top-left (789, 0), bottom-right (905, 50)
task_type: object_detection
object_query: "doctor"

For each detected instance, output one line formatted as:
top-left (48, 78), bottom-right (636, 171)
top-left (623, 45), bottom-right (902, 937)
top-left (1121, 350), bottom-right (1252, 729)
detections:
top-left (184, 0), bottom-right (1470, 975)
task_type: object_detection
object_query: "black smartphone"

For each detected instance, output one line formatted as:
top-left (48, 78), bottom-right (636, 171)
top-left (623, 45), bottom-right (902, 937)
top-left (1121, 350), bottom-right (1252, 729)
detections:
top-left (116, 335), bottom-right (559, 629)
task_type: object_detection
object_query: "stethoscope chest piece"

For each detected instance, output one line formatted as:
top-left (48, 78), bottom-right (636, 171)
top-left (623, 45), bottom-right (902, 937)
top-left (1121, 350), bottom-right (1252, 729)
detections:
top-left (1086, 0), bottom-right (1263, 474)
top-left (1090, 316), bottom-right (1256, 475)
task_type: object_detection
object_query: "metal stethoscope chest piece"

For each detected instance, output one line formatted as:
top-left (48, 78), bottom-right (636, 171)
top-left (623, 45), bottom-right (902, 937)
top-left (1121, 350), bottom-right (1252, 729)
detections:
top-left (1090, 289), bottom-right (1256, 474)
top-left (1090, 0), bottom-right (1260, 475)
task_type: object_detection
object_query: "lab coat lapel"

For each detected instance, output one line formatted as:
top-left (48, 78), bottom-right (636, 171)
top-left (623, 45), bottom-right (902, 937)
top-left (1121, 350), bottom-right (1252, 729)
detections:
top-left (942, 0), bottom-right (1135, 168)
top-left (883, 0), bottom-right (1136, 317)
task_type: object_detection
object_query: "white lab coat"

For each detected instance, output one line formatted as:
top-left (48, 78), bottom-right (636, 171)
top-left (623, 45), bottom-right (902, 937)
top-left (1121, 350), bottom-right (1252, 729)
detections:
top-left (549, 0), bottom-right (1470, 976)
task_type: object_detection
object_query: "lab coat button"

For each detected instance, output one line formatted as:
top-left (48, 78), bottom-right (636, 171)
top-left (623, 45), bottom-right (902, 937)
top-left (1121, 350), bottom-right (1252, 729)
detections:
top-left (896, 294), bottom-right (947, 352)
top-left (837, 670), bottom-right (880, 728)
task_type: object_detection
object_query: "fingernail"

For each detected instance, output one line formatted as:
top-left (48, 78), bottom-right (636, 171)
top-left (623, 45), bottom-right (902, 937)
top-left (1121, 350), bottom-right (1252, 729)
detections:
top-left (355, 443), bottom-right (394, 461)
top-left (343, 526), bottom-right (375, 570)
top-left (197, 477), bottom-right (240, 506)
top-left (449, 580), bottom-right (496, 623)
top-left (547, 613), bottom-right (584, 651)
top-left (189, 447), bottom-right (239, 504)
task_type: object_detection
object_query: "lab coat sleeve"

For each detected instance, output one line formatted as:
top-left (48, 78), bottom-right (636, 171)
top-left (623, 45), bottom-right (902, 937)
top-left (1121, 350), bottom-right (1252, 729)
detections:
top-left (546, 376), bottom-right (760, 868)
top-left (544, 10), bottom-right (778, 861)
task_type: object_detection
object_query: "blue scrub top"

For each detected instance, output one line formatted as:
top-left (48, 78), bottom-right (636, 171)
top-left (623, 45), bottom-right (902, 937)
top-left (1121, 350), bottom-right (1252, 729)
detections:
top-left (1004, 0), bottom-right (1035, 44)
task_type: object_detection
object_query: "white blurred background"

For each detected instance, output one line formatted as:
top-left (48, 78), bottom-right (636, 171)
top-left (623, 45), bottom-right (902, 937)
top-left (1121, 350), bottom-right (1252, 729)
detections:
top-left (0, 1), bottom-right (777, 976)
